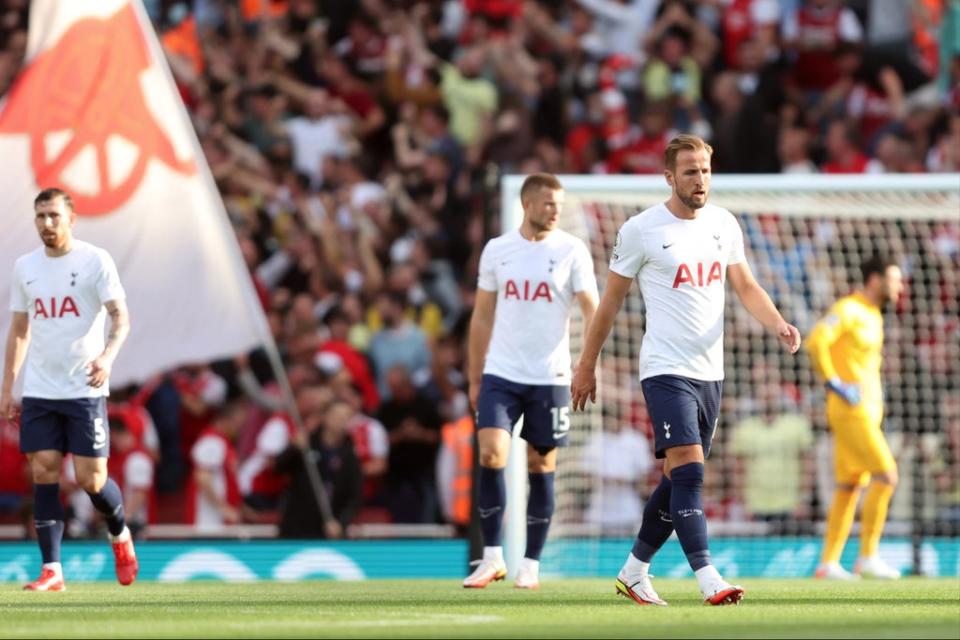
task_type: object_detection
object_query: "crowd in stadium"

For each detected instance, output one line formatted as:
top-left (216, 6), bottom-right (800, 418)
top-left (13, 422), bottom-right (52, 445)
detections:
top-left (0, 0), bottom-right (957, 539)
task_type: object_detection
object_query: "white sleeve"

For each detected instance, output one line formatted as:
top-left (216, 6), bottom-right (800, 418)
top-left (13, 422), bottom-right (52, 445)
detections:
top-left (192, 436), bottom-right (226, 470)
top-left (256, 417), bottom-right (290, 456)
top-left (752, 0), bottom-right (780, 24)
top-left (9, 261), bottom-right (28, 312)
top-left (96, 250), bottom-right (126, 303)
top-left (571, 242), bottom-right (599, 297)
top-left (477, 241), bottom-right (497, 292)
top-left (124, 452), bottom-right (154, 489)
top-left (838, 8), bottom-right (863, 42)
top-left (199, 373), bottom-right (228, 406)
top-left (140, 410), bottom-right (160, 454)
top-left (608, 220), bottom-right (647, 279)
top-left (727, 214), bottom-right (746, 265)
top-left (367, 419), bottom-right (390, 457)
top-left (781, 10), bottom-right (798, 41)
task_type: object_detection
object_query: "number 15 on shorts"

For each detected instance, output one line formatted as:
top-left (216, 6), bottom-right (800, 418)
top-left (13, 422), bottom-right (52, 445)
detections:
top-left (551, 407), bottom-right (570, 439)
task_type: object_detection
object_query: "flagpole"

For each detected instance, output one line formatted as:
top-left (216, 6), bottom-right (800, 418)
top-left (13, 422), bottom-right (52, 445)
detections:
top-left (129, 0), bottom-right (335, 526)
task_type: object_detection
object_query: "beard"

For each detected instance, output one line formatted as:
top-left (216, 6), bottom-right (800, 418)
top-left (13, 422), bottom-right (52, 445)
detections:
top-left (678, 190), bottom-right (707, 210)
top-left (530, 216), bottom-right (557, 233)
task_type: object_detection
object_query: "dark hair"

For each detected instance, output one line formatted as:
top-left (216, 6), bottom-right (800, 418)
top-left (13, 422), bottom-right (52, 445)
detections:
top-left (520, 173), bottom-right (563, 201)
top-left (860, 254), bottom-right (898, 283)
top-left (34, 188), bottom-right (74, 211)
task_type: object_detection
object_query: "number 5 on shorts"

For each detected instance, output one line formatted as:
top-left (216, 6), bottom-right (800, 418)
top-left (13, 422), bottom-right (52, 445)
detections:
top-left (93, 417), bottom-right (107, 450)
top-left (551, 407), bottom-right (570, 439)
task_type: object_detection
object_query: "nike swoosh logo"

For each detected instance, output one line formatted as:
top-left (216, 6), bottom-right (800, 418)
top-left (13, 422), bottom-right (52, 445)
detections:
top-left (26, 279), bottom-right (37, 285)
top-left (662, 243), bottom-right (674, 249)
top-left (479, 507), bottom-right (502, 518)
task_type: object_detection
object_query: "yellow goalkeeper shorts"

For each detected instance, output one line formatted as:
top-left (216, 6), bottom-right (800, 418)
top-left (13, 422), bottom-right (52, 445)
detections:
top-left (827, 401), bottom-right (897, 486)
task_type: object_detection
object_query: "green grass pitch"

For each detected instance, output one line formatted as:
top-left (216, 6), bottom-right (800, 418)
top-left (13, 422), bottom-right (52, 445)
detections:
top-left (1, 578), bottom-right (958, 638)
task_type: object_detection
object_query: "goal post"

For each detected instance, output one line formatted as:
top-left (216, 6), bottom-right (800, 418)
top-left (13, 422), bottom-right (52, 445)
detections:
top-left (499, 173), bottom-right (960, 578)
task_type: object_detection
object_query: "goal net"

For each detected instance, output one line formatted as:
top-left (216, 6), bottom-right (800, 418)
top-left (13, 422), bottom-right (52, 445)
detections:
top-left (500, 174), bottom-right (960, 578)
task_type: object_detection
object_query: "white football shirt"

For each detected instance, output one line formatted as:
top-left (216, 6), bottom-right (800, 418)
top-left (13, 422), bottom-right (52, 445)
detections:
top-left (478, 229), bottom-right (598, 385)
top-left (609, 203), bottom-right (746, 381)
top-left (9, 240), bottom-right (126, 399)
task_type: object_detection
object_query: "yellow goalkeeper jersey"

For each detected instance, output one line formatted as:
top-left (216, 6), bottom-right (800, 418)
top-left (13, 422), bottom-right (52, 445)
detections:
top-left (806, 292), bottom-right (884, 411)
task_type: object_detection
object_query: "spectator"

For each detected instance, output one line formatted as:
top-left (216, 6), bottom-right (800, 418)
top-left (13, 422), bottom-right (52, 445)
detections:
top-left (821, 118), bottom-right (872, 173)
top-left (238, 386), bottom-right (331, 513)
top-left (275, 399), bottom-right (362, 538)
top-left (341, 385), bottom-right (390, 507)
top-left (107, 416), bottom-right (155, 539)
top-left (642, 2), bottom-right (718, 120)
top-left (605, 101), bottom-right (675, 174)
top-left (173, 364), bottom-right (228, 462)
top-left (280, 88), bottom-right (355, 186)
top-left (368, 291), bottom-right (431, 400)
top-left (779, 125), bottom-right (818, 174)
top-left (186, 400), bottom-right (247, 531)
top-left (378, 365), bottom-right (442, 523)
top-left (782, 0), bottom-right (863, 98)
top-left (574, 0), bottom-right (659, 84)
top-left (317, 307), bottom-right (379, 413)
top-left (719, 0), bottom-right (781, 70)
top-left (731, 375), bottom-right (814, 529)
top-left (582, 418), bottom-right (654, 534)
top-left (436, 413), bottom-right (474, 531)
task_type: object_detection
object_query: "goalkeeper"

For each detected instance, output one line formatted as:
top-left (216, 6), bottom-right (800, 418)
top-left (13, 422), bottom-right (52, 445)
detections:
top-left (807, 254), bottom-right (903, 580)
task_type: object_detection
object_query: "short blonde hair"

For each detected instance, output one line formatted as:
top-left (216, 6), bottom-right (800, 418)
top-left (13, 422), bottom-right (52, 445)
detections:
top-left (664, 134), bottom-right (714, 172)
top-left (520, 172), bottom-right (563, 201)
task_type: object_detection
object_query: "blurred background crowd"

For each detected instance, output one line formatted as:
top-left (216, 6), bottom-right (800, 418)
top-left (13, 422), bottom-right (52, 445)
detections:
top-left (0, 0), bottom-right (957, 540)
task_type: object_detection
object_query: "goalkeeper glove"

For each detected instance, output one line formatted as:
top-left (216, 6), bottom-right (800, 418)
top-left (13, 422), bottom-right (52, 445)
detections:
top-left (826, 377), bottom-right (860, 406)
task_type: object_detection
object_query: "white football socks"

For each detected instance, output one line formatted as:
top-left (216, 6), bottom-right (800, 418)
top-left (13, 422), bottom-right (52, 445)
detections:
top-left (519, 557), bottom-right (540, 574)
top-left (622, 553), bottom-right (651, 578)
top-left (695, 564), bottom-right (723, 593)
top-left (483, 546), bottom-right (504, 564)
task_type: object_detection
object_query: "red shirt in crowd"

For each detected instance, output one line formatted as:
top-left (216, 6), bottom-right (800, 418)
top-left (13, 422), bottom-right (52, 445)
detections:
top-left (186, 427), bottom-right (241, 527)
top-left (0, 419), bottom-right (29, 496)
top-left (822, 152), bottom-right (870, 174)
top-left (317, 340), bottom-right (379, 413)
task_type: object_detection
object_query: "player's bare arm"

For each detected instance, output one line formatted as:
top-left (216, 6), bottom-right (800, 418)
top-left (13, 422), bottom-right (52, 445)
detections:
top-left (467, 288), bottom-right (497, 410)
top-left (576, 288), bottom-right (599, 337)
top-left (726, 261), bottom-right (801, 354)
top-left (1, 311), bottom-right (30, 420)
top-left (571, 272), bottom-right (632, 411)
top-left (87, 298), bottom-right (130, 388)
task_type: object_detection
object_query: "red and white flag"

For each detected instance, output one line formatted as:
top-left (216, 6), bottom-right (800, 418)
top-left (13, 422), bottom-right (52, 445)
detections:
top-left (0, 0), bottom-right (265, 386)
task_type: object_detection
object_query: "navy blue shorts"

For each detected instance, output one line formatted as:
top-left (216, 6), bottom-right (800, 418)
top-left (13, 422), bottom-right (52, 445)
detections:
top-left (19, 397), bottom-right (109, 458)
top-left (476, 374), bottom-right (571, 450)
top-left (641, 375), bottom-right (722, 459)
